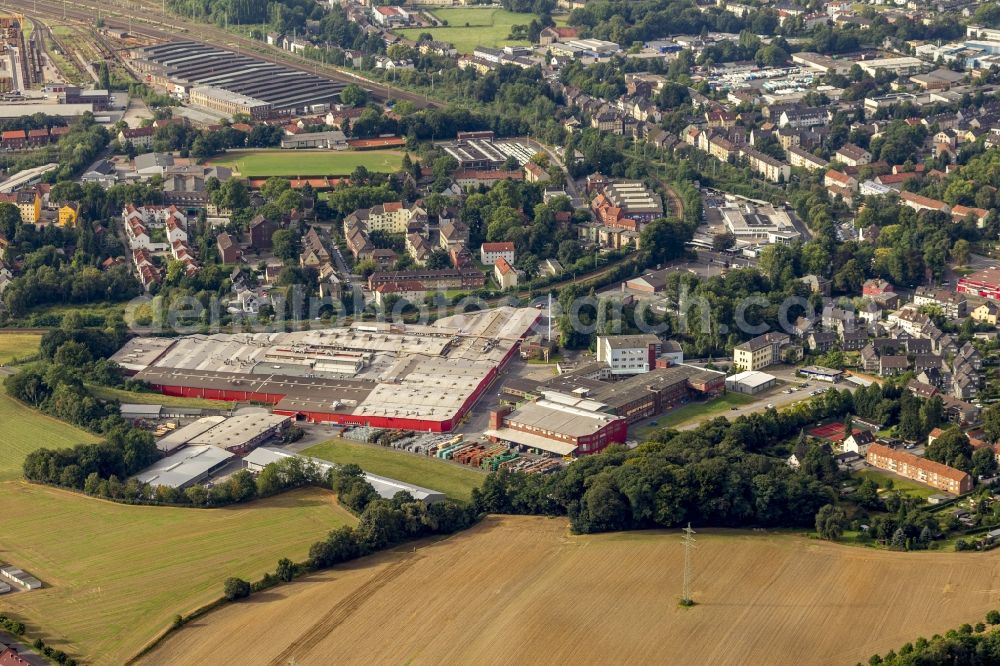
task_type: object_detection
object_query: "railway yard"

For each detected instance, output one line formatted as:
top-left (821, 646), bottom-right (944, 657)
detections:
top-left (0, 0), bottom-right (433, 107)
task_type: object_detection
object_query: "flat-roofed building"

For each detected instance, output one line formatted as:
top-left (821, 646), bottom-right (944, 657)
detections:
top-left (187, 412), bottom-right (290, 454)
top-left (720, 201), bottom-right (799, 244)
top-left (486, 393), bottom-right (626, 456)
top-left (858, 56), bottom-right (925, 77)
top-left (596, 334), bottom-right (661, 375)
top-left (189, 86), bottom-right (272, 119)
top-left (603, 181), bottom-right (663, 222)
top-left (133, 445), bottom-right (235, 489)
top-left (726, 370), bottom-right (776, 394)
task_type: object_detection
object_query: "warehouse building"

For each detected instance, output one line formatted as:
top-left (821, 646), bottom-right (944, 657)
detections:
top-left (242, 447), bottom-right (446, 503)
top-left (187, 412), bottom-right (290, 454)
top-left (0, 565), bottom-right (41, 590)
top-left (500, 362), bottom-right (725, 427)
top-left (189, 86), bottom-right (272, 119)
top-left (280, 130), bottom-right (348, 150)
top-left (486, 393), bottom-right (627, 456)
top-left (132, 41), bottom-right (345, 116)
top-left (154, 416), bottom-right (227, 453)
top-left (134, 445), bottom-right (235, 489)
top-left (111, 307), bottom-right (539, 432)
top-left (725, 370), bottom-right (777, 394)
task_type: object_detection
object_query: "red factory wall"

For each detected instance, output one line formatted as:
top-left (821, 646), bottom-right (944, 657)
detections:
top-left (149, 313), bottom-right (540, 433)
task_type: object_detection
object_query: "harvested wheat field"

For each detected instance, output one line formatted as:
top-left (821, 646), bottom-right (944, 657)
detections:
top-left (139, 515), bottom-right (1000, 666)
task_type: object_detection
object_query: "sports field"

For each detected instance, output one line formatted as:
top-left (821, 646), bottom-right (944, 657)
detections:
top-left (0, 483), bottom-right (356, 665)
top-left (209, 150), bottom-right (406, 176)
top-left (0, 390), bottom-right (97, 482)
top-left (0, 332), bottom-right (42, 365)
top-left (396, 8), bottom-right (558, 53)
top-left (302, 438), bottom-right (484, 501)
top-left (139, 515), bottom-right (1000, 665)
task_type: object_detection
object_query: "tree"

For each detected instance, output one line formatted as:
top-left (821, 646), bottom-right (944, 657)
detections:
top-left (272, 229), bottom-right (299, 264)
top-left (340, 84), bottom-right (368, 107)
top-left (815, 504), bottom-right (846, 540)
top-left (223, 577), bottom-right (251, 601)
top-left (973, 447), bottom-right (998, 479)
top-left (952, 238), bottom-right (971, 266)
top-left (275, 557), bottom-right (295, 582)
top-left (926, 428), bottom-right (973, 472)
top-left (712, 232), bottom-right (735, 252)
top-left (0, 202), bottom-right (20, 240)
top-left (425, 249), bottom-right (451, 270)
top-left (983, 403), bottom-right (1000, 443)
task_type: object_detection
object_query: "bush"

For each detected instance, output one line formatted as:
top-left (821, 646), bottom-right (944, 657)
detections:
top-left (222, 577), bottom-right (251, 601)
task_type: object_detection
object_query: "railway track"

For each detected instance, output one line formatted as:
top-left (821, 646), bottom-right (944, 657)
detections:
top-left (4, 0), bottom-right (439, 108)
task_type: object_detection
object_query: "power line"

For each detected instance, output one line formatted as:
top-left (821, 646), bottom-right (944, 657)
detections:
top-left (681, 522), bottom-right (696, 606)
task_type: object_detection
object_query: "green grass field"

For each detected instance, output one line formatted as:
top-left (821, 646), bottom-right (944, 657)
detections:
top-left (86, 384), bottom-right (236, 410)
top-left (855, 469), bottom-right (937, 500)
top-left (0, 483), bottom-right (355, 664)
top-left (0, 391), bottom-right (98, 482)
top-left (209, 150), bottom-right (406, 177)
top-left (0, 332), bottom-right (42, 365)
top-left (634, 393), bottom-right (759, 437)
top-left (302, 438), bottom-right (485, 501)
top-left (396, 8), bottom-right (561, 53)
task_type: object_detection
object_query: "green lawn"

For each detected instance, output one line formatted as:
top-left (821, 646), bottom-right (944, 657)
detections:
top-left (396, 8), bottom-right (562, 53)
top-left (209, 150), bottom-right (406, 177)
top-left (302, 438), bottom-right (485, 501)
top-left (855, 469), bottom-right (937, 500)
top-left (634, 393), bottom-right (758, 437)
top-left (0, 390), bottom-right (99, 482)
top-left (0, 332), bottom-right (42, 365)
top-left (0, 483), bottom-right (355, 664)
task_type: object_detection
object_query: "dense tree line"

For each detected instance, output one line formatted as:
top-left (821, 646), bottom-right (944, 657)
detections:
top-left (471, 388), bottom-right (863, 533)
top-left (869, 611), bottom-right (1000, 665)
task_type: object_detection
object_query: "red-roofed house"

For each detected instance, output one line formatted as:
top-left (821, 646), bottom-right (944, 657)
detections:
top-left (824, 169), bottom-right (857, 191)
top-left (0, 645), bottom-right (31, 666)
top-left (900, 191), bottom-right (949, 214)
top-left (374, 280), bottom-right (425, 306)
top-left (867, 443), bottom-right (972, 494)
top-left (951, 205), bottom-right (989, 227)
top-left (480, 241), bottom-right (515, 266)
top-left (1, 130), bottom-right (26, 148)
top-left (495, 256), bottom-right (518, 290)
top-left (539, 26), bottom-right (579, 44)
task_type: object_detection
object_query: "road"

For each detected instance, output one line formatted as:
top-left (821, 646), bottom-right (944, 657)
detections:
top-left (9, 0), bottom-right (438, 109)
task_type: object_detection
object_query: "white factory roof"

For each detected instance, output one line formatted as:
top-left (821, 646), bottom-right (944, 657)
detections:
top-left (188, 413), bottom-right (290, 448)
top-left (134, 445), bottom-right (234, 488)
top-left (155, 415), bottom-right (227, 453)
top-left (484, 428), bottom-right (578, 456)
top-left (242, 447), bottom-right (446, 503)
top-left (726, 370), bottom-right (776, 388)
top-left (513, 398), bottom-right (618, 435)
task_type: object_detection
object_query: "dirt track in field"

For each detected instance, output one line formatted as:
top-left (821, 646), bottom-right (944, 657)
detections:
top-left (138, 516), bottom-right (1000, 665)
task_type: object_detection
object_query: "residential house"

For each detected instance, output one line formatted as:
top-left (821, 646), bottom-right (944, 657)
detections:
top-left (835, 142), bottom-right (872, 166)
top-left (495, 257), bottom-right (518, 290)
top-left (217, 232), bottom-right (241, 264)
top-left (480, 241), bottom-right (515, 266)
